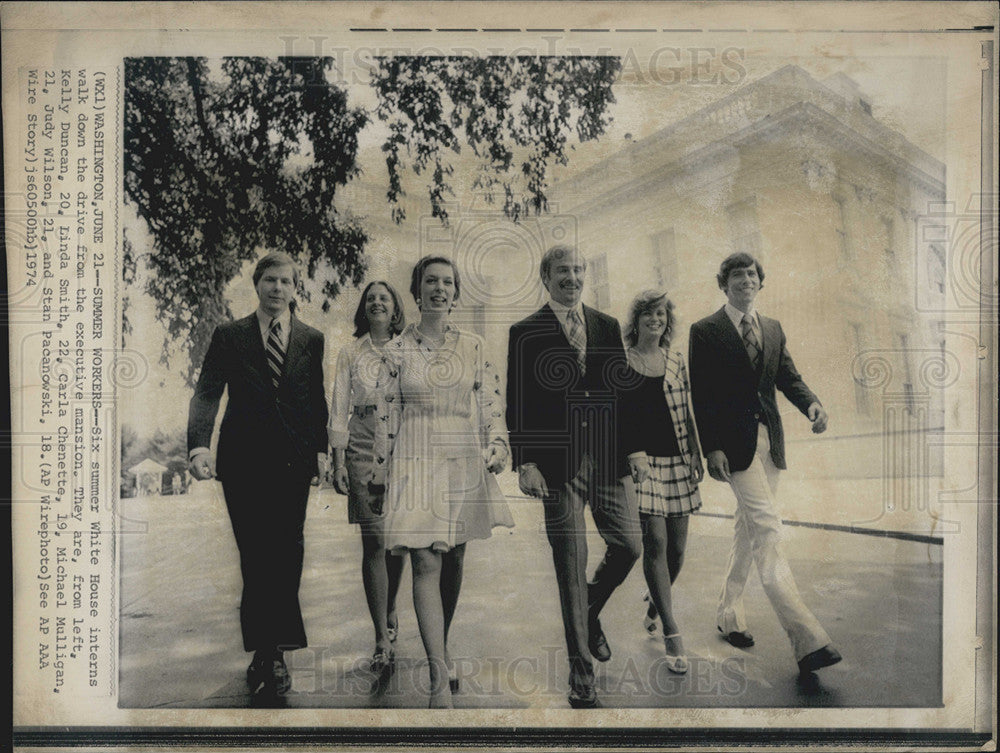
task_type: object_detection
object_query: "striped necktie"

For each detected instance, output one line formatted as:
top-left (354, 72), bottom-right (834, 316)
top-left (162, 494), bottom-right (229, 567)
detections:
top-left (566, 308), bottom-right (586, 375)
top-left (266, 318), bottom-right (285, 389)
top-left (740, 314), bottom-right (761, 370)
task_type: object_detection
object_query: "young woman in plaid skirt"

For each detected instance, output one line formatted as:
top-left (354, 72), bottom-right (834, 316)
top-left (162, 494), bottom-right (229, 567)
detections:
top-left (623, 290), bottom-right (704, 675)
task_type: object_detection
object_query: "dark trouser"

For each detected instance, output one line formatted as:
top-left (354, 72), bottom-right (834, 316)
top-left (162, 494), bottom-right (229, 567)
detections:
top-left (542, 454), bottom-right (642, 691)
top-left (222, 465), bottom-right (312, 652)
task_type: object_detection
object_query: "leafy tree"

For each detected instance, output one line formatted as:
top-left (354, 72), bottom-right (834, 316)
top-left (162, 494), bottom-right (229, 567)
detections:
top-left (372, 56), bottom-right (621, 223)
top-left (124, 56), bottom-right (620, 386)
top-left (120, 425), bottom-right (187, 472)
top-left (124, 57), bottom-right (368, 385)
top-left (121, 424), bottom-right (140, 467)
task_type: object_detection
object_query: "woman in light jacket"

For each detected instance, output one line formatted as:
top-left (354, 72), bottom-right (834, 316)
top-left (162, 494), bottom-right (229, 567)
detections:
top-left (328, 281), bottom-right (407, 677)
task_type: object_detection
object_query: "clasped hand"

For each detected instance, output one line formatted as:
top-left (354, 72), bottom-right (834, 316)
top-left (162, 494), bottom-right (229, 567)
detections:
top-left (627, 455), bottom-right (650, 485)
top-left (188, 451), bottom-right (215, 481)
top-left (327, 465), bottom-right (349, 495)
top-left (483, 441), bottom-right (508, 475)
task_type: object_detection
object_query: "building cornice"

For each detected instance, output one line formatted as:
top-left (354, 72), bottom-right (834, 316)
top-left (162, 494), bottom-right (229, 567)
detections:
top-left (552, 64), bottom-right (946, 215)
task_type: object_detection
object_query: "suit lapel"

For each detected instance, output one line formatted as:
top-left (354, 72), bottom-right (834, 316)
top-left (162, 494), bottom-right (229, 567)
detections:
top-left (709, 307), bottom-right (753, 369)
top-left (281, 316), bottom-right (307, 384)
top-left (539, 303), bottom-right (571, 347)
top-left (539, 302), bottom-right (586, 377)
top-left (759, 315), bottom-right (779, 378)
top-left (239, 314), bottom-right (271, 384)
top-left (581, 304), bottom-right (603, 376)
top-left (242, 311), bottom-right (301, 392)
top-left (581, 304), bottom-right (598, 347)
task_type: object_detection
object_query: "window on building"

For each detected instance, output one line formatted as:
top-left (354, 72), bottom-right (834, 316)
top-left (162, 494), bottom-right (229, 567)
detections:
top-left (882, 216), bottom-right (895, 260)
top-left (833, 194), bottom-right (853, 258)
top-left (726, 198), bottom-right (762, 258)
top-left (897, 332), bottom-right (915, 414)
top-left (850, 322), bottom-right (871, 416)
top-left (928, 244), bottom-right (946, 295)
top-left (590, 253), bottom-right (611, 311)
top-left (650, 228), bottom-right (678, 289)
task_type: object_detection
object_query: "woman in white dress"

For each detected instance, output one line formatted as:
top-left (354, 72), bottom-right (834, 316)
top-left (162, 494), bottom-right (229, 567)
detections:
top-left (372, 255), bottom-right (513, 708)
top-left (328, 281), bottom-right (407, 677)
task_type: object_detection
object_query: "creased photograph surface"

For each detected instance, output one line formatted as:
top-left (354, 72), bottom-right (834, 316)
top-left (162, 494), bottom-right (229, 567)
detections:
top-left (3, 1), bottom-right (996, 748)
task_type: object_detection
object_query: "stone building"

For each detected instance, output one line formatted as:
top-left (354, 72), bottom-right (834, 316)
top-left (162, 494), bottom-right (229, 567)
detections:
top-left (544, 64), bottom-right (947, 485)
top-left (354, 64), bottom-right (947, 496)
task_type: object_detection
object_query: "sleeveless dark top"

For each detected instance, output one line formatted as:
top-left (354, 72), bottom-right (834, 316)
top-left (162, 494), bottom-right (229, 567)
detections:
top-left (634, 373), bottom-right (680, 457)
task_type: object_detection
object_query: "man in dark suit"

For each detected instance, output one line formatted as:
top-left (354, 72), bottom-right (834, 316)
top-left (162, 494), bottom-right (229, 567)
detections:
top-left (506, 245), bottom-right (647, 708)
top-left (188, 252), bottom-right (329, 695)
top-left (689, 252), bottom-right (841, 675)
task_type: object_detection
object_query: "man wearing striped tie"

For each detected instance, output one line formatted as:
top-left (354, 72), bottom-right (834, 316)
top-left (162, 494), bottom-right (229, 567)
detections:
top-left (506, 245), bottom-right (648, 708)
top-left (688, 252), bottom-right (841, 677)
top-left (188, 252), bottom-right (329, 697)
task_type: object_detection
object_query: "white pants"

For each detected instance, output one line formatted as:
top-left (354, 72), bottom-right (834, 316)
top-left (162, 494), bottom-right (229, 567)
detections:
top-left (717, 424), bottom-right (830, 661)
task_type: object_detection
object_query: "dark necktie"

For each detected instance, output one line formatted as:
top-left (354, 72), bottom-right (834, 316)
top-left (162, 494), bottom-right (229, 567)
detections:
top-left (566, 308), bottom-right (586, 375)
top-left (740, 314), bottom-right (761, 370)
top-left (266, 319), bottom-right (285, 389)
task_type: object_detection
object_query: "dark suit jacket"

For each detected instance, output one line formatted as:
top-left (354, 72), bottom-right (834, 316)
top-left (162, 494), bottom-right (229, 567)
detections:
top-left (688, 307), bottom-right (818, 472)
top-left (506, 303), bottom-right (642, 489)
top-left (187, 312), bottom-right (329, 481)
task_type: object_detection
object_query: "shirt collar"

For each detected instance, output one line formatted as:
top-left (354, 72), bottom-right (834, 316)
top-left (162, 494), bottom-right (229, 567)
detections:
top-left (256, 307), bottom-right (291, 334)
top-left (403, 322), bottom-right (458, 346)
top-left (724, 302), bottom-right (758, 329)
top-left (361, 331), bottom-right (395, 350)
top-left (548, 298), bottom-right (584, 321)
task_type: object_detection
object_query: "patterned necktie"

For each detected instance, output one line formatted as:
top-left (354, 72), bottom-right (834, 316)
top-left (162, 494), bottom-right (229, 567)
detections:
top-left (566, 308), bottom-right (587, 375)
top-left (740, 314), bottom-right (761, 370)
top-left (265, 318), bottom-right (285, 389)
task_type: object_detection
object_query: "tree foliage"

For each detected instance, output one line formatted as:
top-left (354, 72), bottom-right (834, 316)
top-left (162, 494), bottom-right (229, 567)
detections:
top-left (124, 56), bottom-right (620, 386)
top-left (120, 424), bottom-right (187, 472)
top-left (124, 57), bottom-right (369, 385)
top-left (372, 56), bottom-right (621, 223)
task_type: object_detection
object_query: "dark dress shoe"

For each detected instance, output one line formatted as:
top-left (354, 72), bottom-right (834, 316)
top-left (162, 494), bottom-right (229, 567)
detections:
top-left (718, 625), bottom-right (755, 648)
top-left (259, 657), bottom-right (292, 695)
top-left (797, 645), bottom-right (842, 675)
top-left (246, 657), bottom-right (267, 692)
top-left (568, 684), bottom-right (600, 709)
top-left (589, 619), bottom-right (612, 663)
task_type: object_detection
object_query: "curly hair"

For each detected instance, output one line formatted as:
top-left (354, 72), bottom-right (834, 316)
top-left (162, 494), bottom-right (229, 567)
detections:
top-left (624, 289), bottom-right (675, 348)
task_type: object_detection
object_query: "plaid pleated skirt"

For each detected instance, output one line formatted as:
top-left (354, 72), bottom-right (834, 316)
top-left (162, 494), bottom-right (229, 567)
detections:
top-left (632, 454), bottom-right (702, 518)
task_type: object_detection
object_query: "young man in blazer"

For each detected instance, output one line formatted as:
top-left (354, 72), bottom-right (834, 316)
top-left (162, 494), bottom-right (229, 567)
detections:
top-left (688, 252), bottom-right (841, 676)
top-left (188, 252), bottom-right (329, 696)
top-left (506, 245), bottom-right (648, 708)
